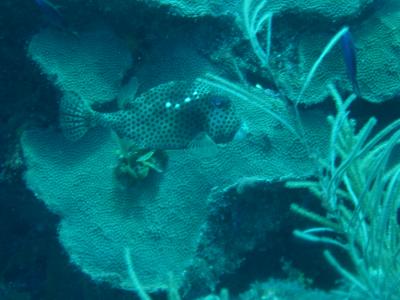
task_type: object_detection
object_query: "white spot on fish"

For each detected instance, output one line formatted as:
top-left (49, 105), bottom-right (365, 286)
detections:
top-left (165, 101), bottom-right (172, 108)
top-left (192, 90), bottom-right (199, 99)
top-left (184, 97), bottom-right (191, 103)
top-left (174, 103), bottom-right (181, 109)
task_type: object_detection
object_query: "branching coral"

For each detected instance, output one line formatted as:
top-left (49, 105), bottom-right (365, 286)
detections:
top-left (287, 85), bottom-right (400, 299)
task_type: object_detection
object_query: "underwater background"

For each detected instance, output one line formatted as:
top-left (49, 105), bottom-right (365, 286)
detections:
top-left (1, 0), bottom-right (400, 299)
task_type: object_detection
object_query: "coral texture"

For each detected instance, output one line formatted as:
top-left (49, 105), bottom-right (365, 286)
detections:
top-left (28, 27), bottom-right (132, 106)
top-left (21, 82), bottom-right (329, 291)
top-left (93, 0), bottom-right (371, 19)
top-left (265, 0), bottom-right (400, 104)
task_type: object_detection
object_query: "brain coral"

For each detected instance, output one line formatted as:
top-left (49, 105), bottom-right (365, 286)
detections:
top-left (260, 0), bottom-right (372, 20)
top-left (28, 27), bottom-right (132, 106)
top-left (93, 0), bottom-right (371, 20)
top-left (21, 78), bottom-right (330, 292)
top-left (263, 0), bottom-right (400, 105)
top-left (353, 0), bottom-right (400, 102)
top-left (269, 26), bottom-right (346, 106)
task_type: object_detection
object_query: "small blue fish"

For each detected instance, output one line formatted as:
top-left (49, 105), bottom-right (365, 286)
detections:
top-left (35, 0), bottom-right (66, 30)
top-left (341, 28), bottom-right (361, 97)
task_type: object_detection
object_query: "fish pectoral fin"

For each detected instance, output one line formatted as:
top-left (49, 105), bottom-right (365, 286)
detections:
top-left (187, 132), bottom-right (219, 157)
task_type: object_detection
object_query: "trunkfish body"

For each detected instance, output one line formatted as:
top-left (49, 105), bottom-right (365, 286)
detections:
top-left (60, 80), bottom-right (243, 150)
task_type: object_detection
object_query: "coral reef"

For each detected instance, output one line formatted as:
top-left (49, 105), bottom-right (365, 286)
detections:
top-left (21, 78), bottom-right (330, 293)
top-left (252, 0), bottom-right (372, 21)
top-left (90, 0), bottom-right (372, 20)
top-left (353, 0), bottom-right (400, 102)
top-left (240, 0), bottom-right (400, 105)
top-left (287, 86), bottom-right (400, 299)
top-left (28, 27), bottom-right (132, 106)
top-left (182, 179), bottom-right (298, 298)
top-left (29, 0), bottom-right (400, 106)
top-left (199, 0), bottom-right (400, 105)
top-left (114, 139), bottom-right (168, 187)
top-left (236, 279), bottom-right (341, 300)
top-left (7, 0), bottom-right (400, 298)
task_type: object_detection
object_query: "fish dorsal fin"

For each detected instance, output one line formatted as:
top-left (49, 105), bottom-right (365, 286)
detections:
top-left (187, 132), bottom-right (219, 158)
top-left (117, 76), bottom-right (139, 109)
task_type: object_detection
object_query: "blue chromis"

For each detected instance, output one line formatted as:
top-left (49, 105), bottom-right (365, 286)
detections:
top-left (340, 28), bottom-right (361, 97)
top-left (60, 80), bottom-right (242, 150)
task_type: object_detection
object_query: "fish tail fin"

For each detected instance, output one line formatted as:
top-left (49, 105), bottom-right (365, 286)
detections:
top-left (59, 92), bottom-right (95, 141)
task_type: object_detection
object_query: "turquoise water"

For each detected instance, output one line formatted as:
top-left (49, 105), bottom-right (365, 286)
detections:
top-left (1, 1), bottom-right (400, 299)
